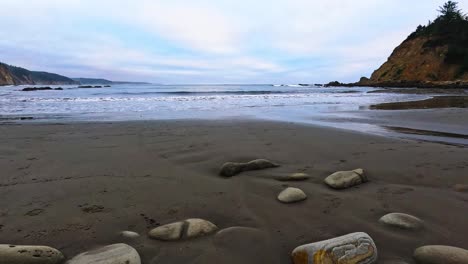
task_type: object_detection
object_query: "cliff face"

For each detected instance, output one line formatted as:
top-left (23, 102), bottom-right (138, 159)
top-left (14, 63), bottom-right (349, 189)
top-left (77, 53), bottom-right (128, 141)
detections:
top-left (370, 36), bottom-right (468, 82)
top-left (0, 62), bottom-right (76, 86)
top-left (369, 9), bottom-right (468, 83)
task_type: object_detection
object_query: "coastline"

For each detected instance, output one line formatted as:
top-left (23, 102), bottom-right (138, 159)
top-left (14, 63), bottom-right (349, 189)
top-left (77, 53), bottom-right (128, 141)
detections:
top-left (0, 119), bottom-right (467, 263)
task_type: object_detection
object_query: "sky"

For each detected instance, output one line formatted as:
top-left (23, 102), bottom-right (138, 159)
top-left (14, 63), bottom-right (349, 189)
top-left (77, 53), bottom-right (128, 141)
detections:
top-left (1, 0), bottom-right (467, 84)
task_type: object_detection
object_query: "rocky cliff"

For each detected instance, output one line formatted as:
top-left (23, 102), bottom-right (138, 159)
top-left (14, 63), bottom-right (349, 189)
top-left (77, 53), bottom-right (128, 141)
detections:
top-left (370, 3), bottom-right (468, 83)
top-left (0, 62), bottom-right (76, 86)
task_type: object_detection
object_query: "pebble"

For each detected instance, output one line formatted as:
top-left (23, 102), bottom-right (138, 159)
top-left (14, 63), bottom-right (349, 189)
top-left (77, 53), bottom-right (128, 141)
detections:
top-left (277, 187), bottom-right (307, 203)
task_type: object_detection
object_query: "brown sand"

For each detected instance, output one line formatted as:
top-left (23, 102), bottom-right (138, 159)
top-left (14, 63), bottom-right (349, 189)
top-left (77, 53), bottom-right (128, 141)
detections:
top-left (0, 120), bottom-right (467, 263)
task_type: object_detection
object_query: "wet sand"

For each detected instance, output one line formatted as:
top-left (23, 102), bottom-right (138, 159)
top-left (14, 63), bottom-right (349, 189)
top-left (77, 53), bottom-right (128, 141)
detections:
top-left (370, 96), bottom-right (468, 110)
top-left (0, 120), bottom-right (467, 263)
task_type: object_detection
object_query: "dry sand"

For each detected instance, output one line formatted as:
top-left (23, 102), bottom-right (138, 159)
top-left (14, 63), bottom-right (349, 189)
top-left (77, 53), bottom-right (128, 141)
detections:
top-left (0, 120), bottom-right (467, 263)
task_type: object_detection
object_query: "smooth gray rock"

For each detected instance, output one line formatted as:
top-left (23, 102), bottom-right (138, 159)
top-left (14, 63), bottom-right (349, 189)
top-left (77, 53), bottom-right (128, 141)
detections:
top-left (0, 244), bottom-right (64, 264)
top-left (120, 231), bottom-right (140, 239)
top-left (324, 168), bottom-right (367, 189)
top-left (413, 245), bottom-right (468, 264)
top-left (292, 232), bottom-right (378, 264)
top-left (379, 213), bottom-right (423, 230)
top-left (148, 221), bottom-right (184, 241)
top-left (67, 243), bottom-right (140, 264)
top-left (149, 218), bottom-right (217, 241)
top-left (277, 187), bottom-right (307, 203)
top-left (276, 173), bottom-right (310, 181)
top-left (219, 159), bottom-right (279, 177)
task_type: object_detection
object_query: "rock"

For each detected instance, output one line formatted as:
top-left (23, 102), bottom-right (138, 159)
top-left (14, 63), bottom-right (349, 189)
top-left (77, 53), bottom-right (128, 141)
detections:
top-left (149, 218), bottom-right (217, 241)
top-left (185, 218), bottom-right (218, 238)
top-left (453, 184), bottom-right (468, 193)
top-left (0, 244), bottom-right (64, 264)
top-left (413, 245), bottom-right (468, 264)
top-left (291, 232), bottom-right (378, 264)
top-left (22, 87), bottom-right (53, 91)
top-left (67, 243), bottom-right (141, 264)
top-left (276, 173), bottom-right (310, 181)
top-left (219, 159), bottom-right (279, 177)
top-left (379, 213), bottom-right (423, 230)
top-left (148, 221), bottom-right (184, 241)
top-left (277, 187), bottom-right (307, 203)
top-left (324, 168), bottom-right (368, 189)
top-left (120, 231), bottom-right (140, 239)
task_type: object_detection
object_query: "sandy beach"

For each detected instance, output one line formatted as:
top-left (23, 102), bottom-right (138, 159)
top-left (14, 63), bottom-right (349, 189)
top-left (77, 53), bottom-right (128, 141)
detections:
top-left (0, 119), bottom-right (467, 263)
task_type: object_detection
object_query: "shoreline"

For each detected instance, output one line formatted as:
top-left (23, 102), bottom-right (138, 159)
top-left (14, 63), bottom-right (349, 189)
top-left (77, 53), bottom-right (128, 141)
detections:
top-left (0, 119), bottom-right (467, 263)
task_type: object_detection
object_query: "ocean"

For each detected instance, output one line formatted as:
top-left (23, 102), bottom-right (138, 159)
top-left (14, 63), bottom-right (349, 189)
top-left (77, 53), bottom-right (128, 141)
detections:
top-left (0, 84), bottom-right (427, 123)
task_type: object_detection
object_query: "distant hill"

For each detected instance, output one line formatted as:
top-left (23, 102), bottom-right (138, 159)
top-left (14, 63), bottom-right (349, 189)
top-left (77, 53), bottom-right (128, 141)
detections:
top-left (370, 1), bottom-right (468, 83)
top-left (72, 78), bottom-right (151, 85)
top-left (72, 78), bottom-right (113, 85)
top-left (0, 62), bottom-right (76, 85)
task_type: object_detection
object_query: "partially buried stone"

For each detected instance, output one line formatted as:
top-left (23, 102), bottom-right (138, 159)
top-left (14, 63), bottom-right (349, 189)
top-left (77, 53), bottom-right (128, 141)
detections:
top-left (67, 243), bottom-right (141, 264)
top-left (120, 230), bottom-right (140, 239)
top-left (0, 244), bottom-right (64, 264)
top-left (453, 184), bottom-right (468, 193)
top-left (277, 187), bottom-right (307, 203)
top-left (413, 245), bottom-right (468, 264)
top-left (379, 213), bottom-right (423, 230)
top-left (291, 232), bottom-right (378, 264)
top-left (276, 173), bottom-right (310, 181)
top-left (324, 168), bottom-right (368, 189)
top-left (219, 159), bottom-right (279, 177)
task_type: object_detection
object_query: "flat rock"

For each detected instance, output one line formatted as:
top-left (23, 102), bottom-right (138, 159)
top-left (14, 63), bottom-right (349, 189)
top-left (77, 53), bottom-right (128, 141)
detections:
top-left (149, 218), bottom-right (217, 241)
top-left (0, 244), bottom-right (64, 264)
top-left (148, 221), bottom-right (184, 241)
top-left (453, 184), bottom-right (468, 193)
top-left (324, 168), bottom-right (368, 189)
top-left (276, 173), bottom-right (310, 181)
top-left (120, 231), bottom-right (140, 239)
top-left (277, 187), bottom-right (307, 203)
top-left (292, 232), bottom-right (378, 264)
top-left (413, 245), bottom-right (468, 264)
top-left (219, 159), bottom-right (279, 177)
top-left (379, 213), bottom-right (423, 230)
top-left (67, 243), bottom-right (141, 264)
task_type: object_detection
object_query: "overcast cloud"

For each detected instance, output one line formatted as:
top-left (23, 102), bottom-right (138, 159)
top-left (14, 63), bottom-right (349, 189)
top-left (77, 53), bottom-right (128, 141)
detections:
top-left (1, 0), bottom-right (466, 83)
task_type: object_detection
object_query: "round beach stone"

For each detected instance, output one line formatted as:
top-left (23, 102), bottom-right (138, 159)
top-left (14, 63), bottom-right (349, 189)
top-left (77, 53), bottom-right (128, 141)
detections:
top-left (324, 168), bottom-right (368, 189)
top-left (413, 245), bottom-right (468, 264)
top-left (291, 232), bottom-right (378, 264)
top-left (276, 173), bottom-right (310, 182)
top-left (67, 243), bottom-right (140, 264)
top-left (0, 244), bottom-right (64, 264)
top-left (120, 231), bottom-right (140, 239)
top-left (185, 218), bottom-right (218, 238)
top-left (277, 187), bottom-right (307, 203)
top-left (379, 213), bottom-right (423, 230)
top-left (148, 221), bottom-right (184, 241)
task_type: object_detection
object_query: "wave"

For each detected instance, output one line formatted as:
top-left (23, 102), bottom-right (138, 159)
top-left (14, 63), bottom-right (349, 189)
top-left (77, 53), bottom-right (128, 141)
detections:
top-left (92, 90), bottom-right (304, 96)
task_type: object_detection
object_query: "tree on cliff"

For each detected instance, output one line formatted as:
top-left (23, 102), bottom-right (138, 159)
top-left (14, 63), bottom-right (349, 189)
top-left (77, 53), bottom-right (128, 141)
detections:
top-left (438, 1), bottom-right (465, 21)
